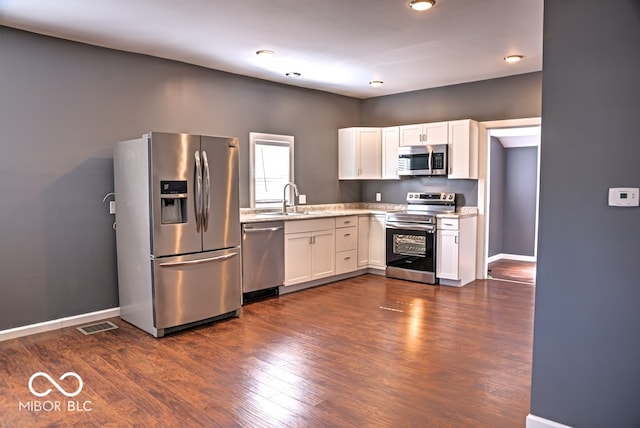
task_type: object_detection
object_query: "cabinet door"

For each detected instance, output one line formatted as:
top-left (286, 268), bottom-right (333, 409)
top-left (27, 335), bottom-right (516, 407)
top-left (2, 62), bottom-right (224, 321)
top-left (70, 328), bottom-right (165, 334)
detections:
top-left (399, 124), bottom-right (424, 146)
top-left (357, 216), bottom-right (370, 267)
top-left (358, 128), bottom-right (382, 179)
top-left (423, 122), bottom-right (449, 145)
top-left (368, 215), bottom-right (386, 268)
top-left (311, 229), bottom-right (335, 280)
top-left (382, 126), bottom-right (399, 179)
top-left (448, 119), bottom-right (478, 179)
top-left (338, 128), bottom-right (358, 179)
top-left (437, 230), bottom-right (459, 280)
top-left (284, 232), bottom-right (312, 285)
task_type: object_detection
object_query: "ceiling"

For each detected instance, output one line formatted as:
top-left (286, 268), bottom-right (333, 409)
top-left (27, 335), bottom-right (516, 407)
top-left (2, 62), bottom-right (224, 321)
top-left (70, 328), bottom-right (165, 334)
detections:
top-left (0, 0), bottom-right (543, 99)
top-left (491, 126), bottom-right (541, 148)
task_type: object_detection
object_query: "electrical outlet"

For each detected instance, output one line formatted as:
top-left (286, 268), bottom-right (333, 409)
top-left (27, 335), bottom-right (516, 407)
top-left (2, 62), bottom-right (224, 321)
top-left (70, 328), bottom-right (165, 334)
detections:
top-left (298, 194), bottom-right (307, 204)
top-left (375, 193), bottom-right (381, 202)
top-left (109, 201), bottom-right (116, 214)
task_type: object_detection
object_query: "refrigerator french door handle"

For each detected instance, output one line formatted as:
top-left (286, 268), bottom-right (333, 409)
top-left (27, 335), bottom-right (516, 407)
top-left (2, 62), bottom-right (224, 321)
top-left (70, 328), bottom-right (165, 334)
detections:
top-left (158, 252), bottom-right (238, 268)
top-left (194, 150), bottom-right (202, 233)
top-left (202, 150), bottom-right (210, 232)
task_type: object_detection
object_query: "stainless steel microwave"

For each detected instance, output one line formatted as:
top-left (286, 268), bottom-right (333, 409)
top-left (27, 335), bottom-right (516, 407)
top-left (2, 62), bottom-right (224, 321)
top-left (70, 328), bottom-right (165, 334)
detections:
top-left (397, 144), bottom-right (448, 176)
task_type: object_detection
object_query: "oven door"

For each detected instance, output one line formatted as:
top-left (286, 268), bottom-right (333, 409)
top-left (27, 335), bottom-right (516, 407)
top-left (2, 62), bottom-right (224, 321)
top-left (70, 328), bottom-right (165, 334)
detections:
top-left (385, 222), bottom-right (437, 284)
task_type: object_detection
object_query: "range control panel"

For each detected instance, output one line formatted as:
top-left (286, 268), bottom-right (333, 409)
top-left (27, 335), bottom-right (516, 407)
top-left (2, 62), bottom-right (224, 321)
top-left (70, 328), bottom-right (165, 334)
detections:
top-left (407, 192), bottom-right (455, 203)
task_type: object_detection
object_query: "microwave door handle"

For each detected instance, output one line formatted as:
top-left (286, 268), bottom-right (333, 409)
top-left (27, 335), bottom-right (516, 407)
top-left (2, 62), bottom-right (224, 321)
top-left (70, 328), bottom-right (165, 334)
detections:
top-left (427, 145), bottom-right (433, 175)
top-left (194, 150), bottom-right (202, 233)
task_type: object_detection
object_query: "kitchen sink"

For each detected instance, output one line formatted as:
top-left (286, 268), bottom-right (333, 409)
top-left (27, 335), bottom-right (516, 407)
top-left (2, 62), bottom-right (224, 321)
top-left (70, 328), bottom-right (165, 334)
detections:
top-left (255, 211), bottom-right (305, 217)
top-left (304, 211), bottom-right (338, 215)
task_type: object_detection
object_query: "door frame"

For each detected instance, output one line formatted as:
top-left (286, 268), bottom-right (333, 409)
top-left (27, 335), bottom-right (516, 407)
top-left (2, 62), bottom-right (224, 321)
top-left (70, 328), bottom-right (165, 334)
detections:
top-left (476, 117), bottom-right (542, 279)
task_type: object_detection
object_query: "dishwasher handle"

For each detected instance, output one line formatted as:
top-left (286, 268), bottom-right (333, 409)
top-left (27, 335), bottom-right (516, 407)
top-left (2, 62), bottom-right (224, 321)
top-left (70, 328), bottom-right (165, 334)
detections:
top-left (243, 226), bottom-right (284, 233)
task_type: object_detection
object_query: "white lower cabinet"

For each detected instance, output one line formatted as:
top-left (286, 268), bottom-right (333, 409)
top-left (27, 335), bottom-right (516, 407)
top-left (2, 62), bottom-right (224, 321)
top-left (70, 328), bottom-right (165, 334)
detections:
top-left (436, 216), bottom-right (477, 286)
top-left (284, 218), bottom-right (335, 286)
top-left (357, 214), bottom-right (386, 269)
top-left (282, 214), bottom-right (388, 290)
top-left (437, 229), bottom-right (459, 279)
top-left (357, 216), bottom-right (370, 267)
top-left (335, 216), bottom-right (358, 275)
top-left (368, 214), bottom-right (386, 268)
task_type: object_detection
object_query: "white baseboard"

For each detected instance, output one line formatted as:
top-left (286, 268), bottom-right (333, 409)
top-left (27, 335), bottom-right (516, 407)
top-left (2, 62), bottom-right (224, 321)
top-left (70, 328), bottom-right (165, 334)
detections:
top-left (0, 307), bottom-right (120, 342)
top-left (527, 414), bottom-right (572, 428)
top-left (488, 253), bottom-right (536, 263)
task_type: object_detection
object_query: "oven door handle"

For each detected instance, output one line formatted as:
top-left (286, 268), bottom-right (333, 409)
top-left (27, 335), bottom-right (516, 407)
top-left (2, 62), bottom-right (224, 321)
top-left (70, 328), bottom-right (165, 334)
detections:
top-left (386, 223), bottom-right (435, 232)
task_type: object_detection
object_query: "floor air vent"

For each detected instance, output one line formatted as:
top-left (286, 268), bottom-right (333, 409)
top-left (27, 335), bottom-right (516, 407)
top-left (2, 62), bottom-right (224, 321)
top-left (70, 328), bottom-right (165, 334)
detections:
top-left (77, 321), bottom-right (119, 335)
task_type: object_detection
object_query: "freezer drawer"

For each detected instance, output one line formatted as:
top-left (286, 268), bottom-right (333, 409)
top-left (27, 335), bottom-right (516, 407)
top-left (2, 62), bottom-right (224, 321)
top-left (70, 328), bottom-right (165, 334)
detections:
top-left (153, 247), bottom-right (241, 330)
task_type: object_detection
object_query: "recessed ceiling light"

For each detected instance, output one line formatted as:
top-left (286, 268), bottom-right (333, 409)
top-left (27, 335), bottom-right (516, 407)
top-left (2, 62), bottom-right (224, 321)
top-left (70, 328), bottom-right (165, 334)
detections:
top-left (369, 80), bottom-right (384, 88)
top-left (504, 55), bottom-right (524, 63)
top-left (256, 49), bottom-right (275, 57)
top-left (286, 72), bottom-right (301, 78)
top-left (408, 0), bottom-right (436, 11)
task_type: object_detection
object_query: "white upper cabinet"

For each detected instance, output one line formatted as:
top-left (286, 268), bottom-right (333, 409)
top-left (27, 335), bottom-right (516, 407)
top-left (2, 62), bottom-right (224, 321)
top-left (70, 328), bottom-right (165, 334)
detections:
top-left (381, 126), bottom-right (399, 179)
top-left (399, 121), bottom-right (448, 146)
top-left (338, 127), bottom-right (382, 180)
top-left (448, 119), bottom-right (479, 179)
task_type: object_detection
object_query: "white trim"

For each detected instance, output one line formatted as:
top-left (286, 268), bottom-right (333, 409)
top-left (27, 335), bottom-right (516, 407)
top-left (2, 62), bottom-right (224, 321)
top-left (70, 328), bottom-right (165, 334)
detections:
top-left (0, 308), bottom-right (120, 342)
top-left (527, 414), bottom-right (573, 428)
top-left (249, 132), bottom-right (295, 208)
top-left (477, 117), bottom-right (542, 280)
top-left (488, 253), bottom-right (537, 263)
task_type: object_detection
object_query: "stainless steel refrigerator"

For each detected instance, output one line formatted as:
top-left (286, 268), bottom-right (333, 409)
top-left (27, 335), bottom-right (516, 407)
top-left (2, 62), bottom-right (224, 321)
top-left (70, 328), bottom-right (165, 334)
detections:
top-left (114, 132), bottom-right (241, 337)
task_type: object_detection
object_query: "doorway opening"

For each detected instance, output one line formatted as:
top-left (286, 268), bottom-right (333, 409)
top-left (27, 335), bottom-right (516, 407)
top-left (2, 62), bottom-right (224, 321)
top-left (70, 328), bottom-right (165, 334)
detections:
top-left (476, 118), bottom-right (541, 285)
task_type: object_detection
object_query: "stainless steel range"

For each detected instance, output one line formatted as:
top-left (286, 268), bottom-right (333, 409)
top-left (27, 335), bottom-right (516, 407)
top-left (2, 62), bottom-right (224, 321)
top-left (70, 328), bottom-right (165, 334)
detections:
top-left (385, 192), bottom-right (456, 284)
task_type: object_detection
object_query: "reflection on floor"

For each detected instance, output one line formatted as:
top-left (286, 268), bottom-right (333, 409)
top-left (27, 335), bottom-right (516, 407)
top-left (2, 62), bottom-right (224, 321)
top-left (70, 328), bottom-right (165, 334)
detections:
top-left (488, 259), bottom-right (536, 285)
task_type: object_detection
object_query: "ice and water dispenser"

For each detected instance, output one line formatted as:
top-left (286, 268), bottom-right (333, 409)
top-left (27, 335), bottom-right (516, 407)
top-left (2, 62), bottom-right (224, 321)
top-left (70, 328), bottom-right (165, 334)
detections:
top-left (160, 180), bottom-right (188, 224)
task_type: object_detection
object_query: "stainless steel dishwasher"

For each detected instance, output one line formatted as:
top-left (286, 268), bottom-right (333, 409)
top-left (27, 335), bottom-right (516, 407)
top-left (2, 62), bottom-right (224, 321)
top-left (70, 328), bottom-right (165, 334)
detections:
top-left (241, 221), bottom-right (284, 303)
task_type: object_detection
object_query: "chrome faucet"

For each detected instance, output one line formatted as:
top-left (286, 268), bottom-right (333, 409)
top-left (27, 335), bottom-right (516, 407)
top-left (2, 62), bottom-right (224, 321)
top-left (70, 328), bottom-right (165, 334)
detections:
top-left (282, 182), bottom-right (299, 213)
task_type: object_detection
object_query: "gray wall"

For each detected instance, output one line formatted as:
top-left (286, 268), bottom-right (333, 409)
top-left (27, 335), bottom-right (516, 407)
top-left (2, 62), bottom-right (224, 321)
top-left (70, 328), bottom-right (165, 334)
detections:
top-left (488, 137), bottom-right (505, 257)
top-left (360, 72), bottom-right (542, 204)
top-left (0, 27), bottom-right (360, 330)
top-left (531, 1), bottom-right (640, 426)
top-left (489, 140), bottom-right (538, 258)
top-left (503, 146), bottom-right (537, 256)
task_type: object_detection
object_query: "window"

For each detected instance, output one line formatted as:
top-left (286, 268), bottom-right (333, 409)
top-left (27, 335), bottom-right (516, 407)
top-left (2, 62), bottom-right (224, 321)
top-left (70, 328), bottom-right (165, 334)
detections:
top-left (249, 132), bottom-right (294, 208)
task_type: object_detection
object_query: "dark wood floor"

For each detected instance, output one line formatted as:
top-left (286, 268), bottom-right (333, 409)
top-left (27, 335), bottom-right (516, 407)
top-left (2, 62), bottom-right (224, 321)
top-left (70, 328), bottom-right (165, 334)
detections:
top-left (487, 259), bottom-right (536, 285)
top-left (0, 275), bottom-right (534, 427)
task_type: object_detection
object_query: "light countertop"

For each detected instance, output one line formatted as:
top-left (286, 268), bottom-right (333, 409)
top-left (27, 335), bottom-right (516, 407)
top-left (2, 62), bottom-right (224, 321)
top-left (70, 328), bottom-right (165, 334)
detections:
top-left (240, 203), bottom-right (477, 223)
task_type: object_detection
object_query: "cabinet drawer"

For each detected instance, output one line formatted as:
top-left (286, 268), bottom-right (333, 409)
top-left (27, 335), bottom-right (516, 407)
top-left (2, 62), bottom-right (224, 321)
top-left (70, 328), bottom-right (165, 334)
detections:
top-left (438, 218), bottom-right (459, 230)
top-left (335, 226), bottom-right (357, 252)
top-left (285, 218), bottom-right (335, 234)
top-left (335, 249), bottom-right (357, 274)
top-left (335, 216), bottom-right (357, 228)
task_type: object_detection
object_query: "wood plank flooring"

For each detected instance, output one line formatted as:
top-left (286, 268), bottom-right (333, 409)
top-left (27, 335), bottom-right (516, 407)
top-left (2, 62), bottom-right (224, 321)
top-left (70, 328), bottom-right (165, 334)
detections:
top-left (0, 275), bottom-right (534, 427)
top-left (487, 259), bottom-right (536, 285)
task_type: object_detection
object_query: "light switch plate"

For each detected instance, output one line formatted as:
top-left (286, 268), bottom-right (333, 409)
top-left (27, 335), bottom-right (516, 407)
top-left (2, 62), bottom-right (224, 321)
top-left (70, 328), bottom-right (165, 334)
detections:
top-left (109, 201), bottom-right (116, 214)
top-left (608, 187), bottom-right (639, 207)
top-left (298, 194), bottom-right (306, 204)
